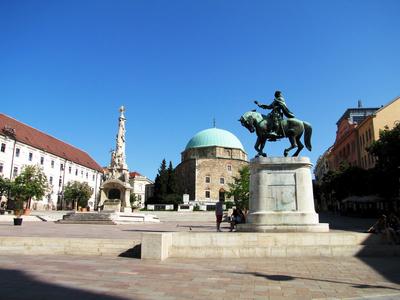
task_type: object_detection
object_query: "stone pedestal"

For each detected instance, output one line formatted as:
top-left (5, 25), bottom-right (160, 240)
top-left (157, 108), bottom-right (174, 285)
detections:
top-left (103, 199), bottom-right (121, 212)
top-left (237, 157), bottom-right (329, 232)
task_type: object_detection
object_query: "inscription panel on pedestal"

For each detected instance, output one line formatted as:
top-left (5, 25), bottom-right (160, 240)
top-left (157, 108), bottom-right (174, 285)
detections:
top-left (266, 172), bottom-right (297, 211)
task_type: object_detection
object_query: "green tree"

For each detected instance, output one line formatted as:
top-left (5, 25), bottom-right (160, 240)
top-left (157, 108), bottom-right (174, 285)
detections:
top-left (0, 176), bottom-right (12, 198)
top-left (130, 193), bottom-right (138, 209)
top-left (167, 161), bottom-right (177, 194)
top-left (63, 181), bottom-right (93, 210)
top-left (148, 159), bottom-right (182, 209)
top-left (227, 165), bottom-right (250, 210)
top-left (319, 164), bottom-right (372, 205)
top-left (12, 165), bottom-right (49, 210)
top-left (153, 159), bottom-right (168, 201)
top-left (368, 123), bottom-right (400, 198)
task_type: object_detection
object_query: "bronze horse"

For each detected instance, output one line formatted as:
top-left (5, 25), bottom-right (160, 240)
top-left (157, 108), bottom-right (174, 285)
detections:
top-left (240, 110), bottom-right (312, 157)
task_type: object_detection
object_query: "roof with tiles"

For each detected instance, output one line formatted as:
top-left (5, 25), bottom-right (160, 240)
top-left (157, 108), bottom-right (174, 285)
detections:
top-left (129, 171), bottom-right (142, 178)
top-left (0, 113), bottom-right (103, 172)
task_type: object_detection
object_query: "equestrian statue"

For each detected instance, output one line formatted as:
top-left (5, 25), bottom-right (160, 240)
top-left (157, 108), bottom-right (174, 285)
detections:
top-left (239, 91), bottom-right (312, 158)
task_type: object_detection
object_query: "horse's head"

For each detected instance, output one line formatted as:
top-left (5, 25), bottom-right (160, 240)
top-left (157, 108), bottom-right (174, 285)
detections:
top-left (239, 111), bottom-right (256, 133)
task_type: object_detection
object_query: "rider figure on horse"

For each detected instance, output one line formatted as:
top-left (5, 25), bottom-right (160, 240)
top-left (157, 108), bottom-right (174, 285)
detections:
top-left (254, 91), bottom-right (295, 141)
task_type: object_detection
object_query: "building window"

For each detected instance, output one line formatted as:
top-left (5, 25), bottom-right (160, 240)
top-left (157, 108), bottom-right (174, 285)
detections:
top-left (205, 191), bottom-right (210, 198)
top-left (40, 157), bottom-right (44, 165)
top-left (13, 167), bottom-right (18, 178)
top-left (75, 169), bottom-right (78, 176)
top-left (0, 162), bottom-right (3, 174)
top-left (60, 164), bottom-right (64, 171)
top-left (205, 176), bottom-right (210, 183)
top-left (51, 160), bottom-right (55, 168)
top-left (227, 165), bottom-right (232, 172)
top-left (92, 174), bottom-right (95, 181)
top-left (69, 166), bottom-right (72, 174)
top-left (49, 176), bottom-right (53, 185)
top-left (15, 148), bottom-right (20, 157)
top-left (28, 152), bottom-right (33, 161)
top-left (81, 170), bottom-right (83, 177)
top-left (220, 177), bottom-right (225, 184)
top-left (59, 176), bottom-right (62, 187)
top-left (86, 172), bottom-right (88, 179)
top-left (0, 143), bottom-right (5, 152)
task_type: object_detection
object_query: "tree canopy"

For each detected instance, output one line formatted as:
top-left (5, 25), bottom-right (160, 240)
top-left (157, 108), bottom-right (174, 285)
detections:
top-left (227, 165), bottom-right (250, 210)
top-left (317, 123), bottom-right (400, 209)
top-left (11, 165), bottom-right (49, 209)
top-left (149, 159), bottom-right (181, 207)
top-left (0, 176), bottom-right (12, 198)
top-left (63, 181), bottom-right (93, 209)
top-left (367, 123), bottom-right (400, 198)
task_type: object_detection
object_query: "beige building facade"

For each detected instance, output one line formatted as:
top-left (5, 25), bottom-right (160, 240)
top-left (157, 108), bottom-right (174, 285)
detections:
top-left (129, 171), bottom-right (154, 208)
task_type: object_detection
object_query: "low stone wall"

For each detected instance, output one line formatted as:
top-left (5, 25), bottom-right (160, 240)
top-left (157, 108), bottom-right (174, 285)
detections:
top-left (2, 232), bottom-right (399, 260)
top-left (0, 237), bottom-right (141, 257)
top-left (141, 231), bottom-right (400, 260)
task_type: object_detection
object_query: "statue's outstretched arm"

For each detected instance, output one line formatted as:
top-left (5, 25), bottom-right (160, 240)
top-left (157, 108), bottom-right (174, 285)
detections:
top-left (254, 100), bottom-right (273, 110)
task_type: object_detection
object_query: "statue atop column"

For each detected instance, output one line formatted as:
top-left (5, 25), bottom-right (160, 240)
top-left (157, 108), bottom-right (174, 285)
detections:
top-left (108, 106), bottom-right (129, 182)
top-left (115, 106), bottom-right (128, 170)
top-left (99, 105), bottom-right (132, 212)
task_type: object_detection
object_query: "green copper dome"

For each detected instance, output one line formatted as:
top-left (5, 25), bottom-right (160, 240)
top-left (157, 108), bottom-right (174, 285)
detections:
top-left (185, 128), bottom-right (245, 151)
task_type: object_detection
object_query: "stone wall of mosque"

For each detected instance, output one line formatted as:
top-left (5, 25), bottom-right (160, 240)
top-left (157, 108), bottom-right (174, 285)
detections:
top-left (176, 146), bottom-right (248, 202)
top-left (195, 157), bottom-right (248, 202)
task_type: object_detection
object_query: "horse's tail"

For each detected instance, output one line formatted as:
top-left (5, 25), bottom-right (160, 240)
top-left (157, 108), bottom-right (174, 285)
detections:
top-left (303, 121), bottom-right (312, 151)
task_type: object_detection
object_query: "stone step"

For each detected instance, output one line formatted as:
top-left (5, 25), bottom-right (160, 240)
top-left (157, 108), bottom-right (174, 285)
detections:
top-left (57, 212), bottom-right (116, 224)
top-left (169, 244), bottom-right (400, 258)
top-left (0, 237), bottom-right (140, 256)
top-left (56, 212), bottom-right (160, 224)
top-left (56, 220), bottom-right (116, 225)
top-left (62, 212), bottom-right (115, 220)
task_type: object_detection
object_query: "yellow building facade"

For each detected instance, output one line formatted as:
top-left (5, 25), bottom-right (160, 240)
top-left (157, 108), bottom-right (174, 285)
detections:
top-left (315, 96), bottom-right (400, 180)
top-left (357, 96), bottom-right (400, 169)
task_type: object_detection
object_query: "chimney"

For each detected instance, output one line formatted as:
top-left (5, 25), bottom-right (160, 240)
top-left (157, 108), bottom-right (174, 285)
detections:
top-left (358, 100), bottom-right (362, 108)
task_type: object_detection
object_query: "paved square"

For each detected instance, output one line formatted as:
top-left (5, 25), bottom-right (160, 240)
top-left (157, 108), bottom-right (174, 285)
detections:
top-left (1, 255), bottom-right (400, 300)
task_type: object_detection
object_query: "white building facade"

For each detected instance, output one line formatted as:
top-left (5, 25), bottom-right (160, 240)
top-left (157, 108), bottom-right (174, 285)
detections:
top-left (0, 114), bottom-right (103, 210)
top-left (129, 172), bottom-right (154, 208)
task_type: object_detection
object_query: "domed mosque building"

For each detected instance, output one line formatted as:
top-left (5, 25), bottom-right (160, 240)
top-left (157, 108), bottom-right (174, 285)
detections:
top-left (175, 127), bottom-right (249, 209)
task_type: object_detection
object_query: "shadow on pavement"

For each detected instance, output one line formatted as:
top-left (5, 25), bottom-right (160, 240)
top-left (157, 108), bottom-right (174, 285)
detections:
top-left (356, 257), bottom-right (400, 285)
top-left (319, 212), bottom-right (375, 232)
top-left (232, 270), bottom-right (400, 291)
top-left (0, 269), bottom-right (133, 300)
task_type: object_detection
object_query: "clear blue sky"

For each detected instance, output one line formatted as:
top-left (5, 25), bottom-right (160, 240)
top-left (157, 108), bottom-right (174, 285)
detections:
top-left (1, 0), bottom-right (399, 180)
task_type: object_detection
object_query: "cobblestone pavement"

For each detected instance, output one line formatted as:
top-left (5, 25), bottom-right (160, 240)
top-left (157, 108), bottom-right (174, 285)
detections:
top-left (0, 255), bottom-right (400, 300)
top-left (0, 211), bottom-right (377, 239)
top-left (0, 220), bottom-right (228, 239)
top-left (0, 212), bottom-right (392, 299)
